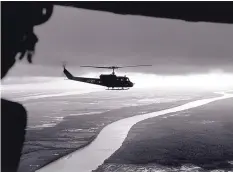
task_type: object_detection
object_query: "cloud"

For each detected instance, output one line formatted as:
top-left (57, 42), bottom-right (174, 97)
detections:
top-left (10, 6), bottom-right (233, 76)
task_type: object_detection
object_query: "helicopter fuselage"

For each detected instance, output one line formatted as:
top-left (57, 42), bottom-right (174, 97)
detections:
top-left (100, 74), bottom-right (133, 88)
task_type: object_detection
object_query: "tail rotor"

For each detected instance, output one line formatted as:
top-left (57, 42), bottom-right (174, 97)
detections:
top-left (62, 61), bottom-right (68, 79)
top-left (62, 61), bottom-right (67, 69)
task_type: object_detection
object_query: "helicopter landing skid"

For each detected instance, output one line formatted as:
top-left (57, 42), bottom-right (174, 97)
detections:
top-left (106, 87), bottom-right (130, 90)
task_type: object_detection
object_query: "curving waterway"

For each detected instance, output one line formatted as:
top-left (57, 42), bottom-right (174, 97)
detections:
top-left (38, 92), bottom-right (233, 172)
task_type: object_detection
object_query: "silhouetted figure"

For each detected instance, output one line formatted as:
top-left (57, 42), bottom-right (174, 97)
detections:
top-left (1, 100), bottom-right (27, 172)
top-left (1, 3), bottom-right (53, 172)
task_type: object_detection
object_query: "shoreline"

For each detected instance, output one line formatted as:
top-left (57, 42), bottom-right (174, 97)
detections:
top-left (33, 136), bottom-right (97, 171)
top-left (37, 93), bottom-right (230, 172)
top-left (29, 100), bottom-right (189, 172)
top-left (99, 97), bottom-right (233, 171)
top-left (20, 97), bottom-right (201, 172)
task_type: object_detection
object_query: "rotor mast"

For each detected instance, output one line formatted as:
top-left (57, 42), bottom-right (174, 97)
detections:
top-left (111, 66), bottom-right (118, 75)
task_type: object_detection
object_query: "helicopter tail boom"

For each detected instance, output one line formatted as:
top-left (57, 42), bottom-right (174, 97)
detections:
top-left (63, 67), bottom-right (74, 79)
top-left (63, 67), bottom-right (103, 86)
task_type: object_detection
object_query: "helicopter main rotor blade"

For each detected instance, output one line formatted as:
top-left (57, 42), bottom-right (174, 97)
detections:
top-left (80, 66), bottom-right (121, 69)
top-left (80, 66), bottom-right (110, 69)
top-left (80, 65), bottom-right (152, 69)
top-left (119, 65), bottom-right (152, 68)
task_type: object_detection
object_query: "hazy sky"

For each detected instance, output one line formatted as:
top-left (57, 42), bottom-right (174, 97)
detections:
top-left (8, 5), bottom-right (233, 77)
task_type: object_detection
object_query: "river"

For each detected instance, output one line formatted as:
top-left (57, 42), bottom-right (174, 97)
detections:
top-left (37, 92), bottom-right (233, 172)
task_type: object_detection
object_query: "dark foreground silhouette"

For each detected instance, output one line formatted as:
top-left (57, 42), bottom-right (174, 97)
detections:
top-left (1, 3), bottom-right (52, 172)
top-left (1, 99), bottom-right (27, 172)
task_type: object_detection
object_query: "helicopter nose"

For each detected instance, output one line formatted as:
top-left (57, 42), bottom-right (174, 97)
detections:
top-left (130, 82), bottom-right (134, 87)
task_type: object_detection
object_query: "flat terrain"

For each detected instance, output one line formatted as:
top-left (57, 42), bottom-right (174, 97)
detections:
top-left (20, 100), bottom-right (192, 172)
top-left (96, 98), bottom-right (233, 171)
top-left (1, 88), bottom-right (217, 172)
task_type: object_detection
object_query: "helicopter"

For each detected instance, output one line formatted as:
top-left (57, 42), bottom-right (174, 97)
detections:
top-left (63, 64), bottom-right (152, 90)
